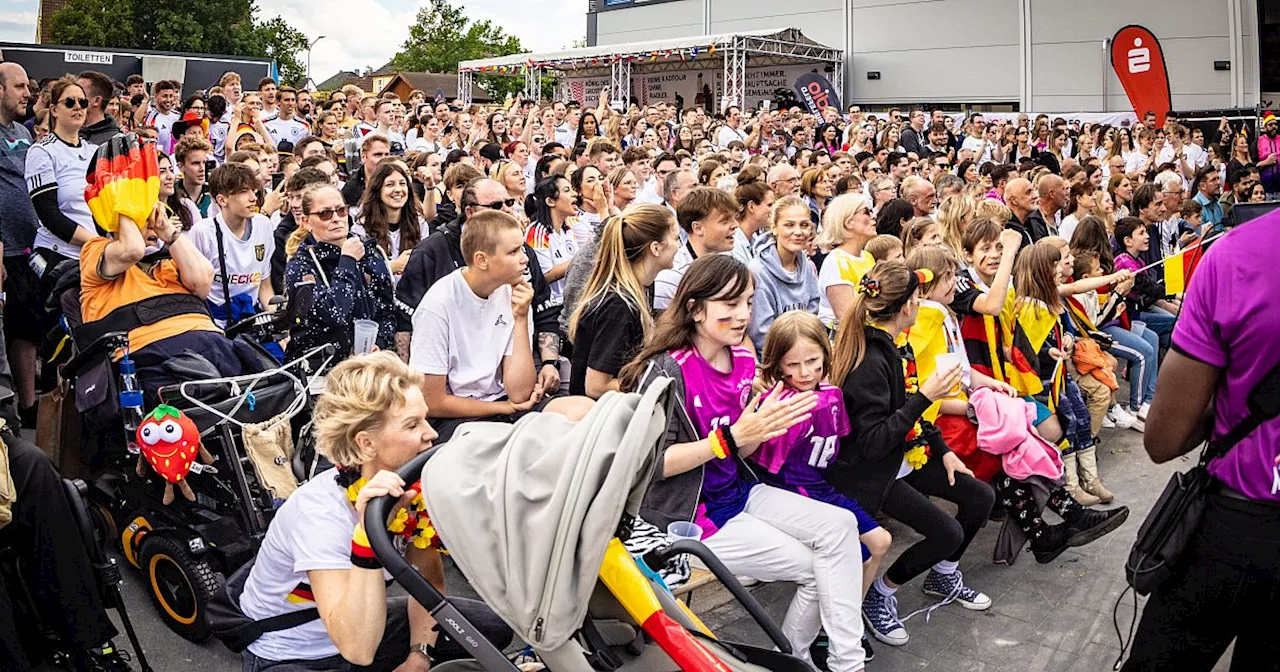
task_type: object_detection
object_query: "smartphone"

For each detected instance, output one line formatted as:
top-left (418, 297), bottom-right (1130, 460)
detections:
top-left (270, 172), bottom-right (285, 190)
top-left (761, 100), bottom-right (770, 112)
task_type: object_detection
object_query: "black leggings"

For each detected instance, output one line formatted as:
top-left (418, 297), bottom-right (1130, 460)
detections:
top-left (1121, 492), bottom-right (1280, 672)
top-left (992, 472), bottom-right (1081, 540)
top-left (881, 456), bottom-right (995, 586)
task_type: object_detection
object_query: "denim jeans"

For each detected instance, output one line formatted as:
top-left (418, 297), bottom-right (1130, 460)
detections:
top-left (1137, 307), bottom-right (1176, 349)
top-left (1103, 322), bottom-right (1160, 410)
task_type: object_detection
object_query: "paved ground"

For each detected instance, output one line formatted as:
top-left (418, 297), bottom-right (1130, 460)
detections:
top-left (81, 420), bottom-right (1236, 672)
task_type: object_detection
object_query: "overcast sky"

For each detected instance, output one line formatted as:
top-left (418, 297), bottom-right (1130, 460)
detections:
top-left (0, 0), bottom-right (585, 80)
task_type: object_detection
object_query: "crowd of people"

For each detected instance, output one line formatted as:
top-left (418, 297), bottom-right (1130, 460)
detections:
top-left (0, 58), bottom-right (1274, 672)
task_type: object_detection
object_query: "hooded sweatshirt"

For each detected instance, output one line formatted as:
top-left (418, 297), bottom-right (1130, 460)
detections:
top-left (747, 238), bottom-right (820, 350)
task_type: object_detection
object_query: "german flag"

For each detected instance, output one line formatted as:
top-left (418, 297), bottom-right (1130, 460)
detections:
top-left (286, 582), bottom-right (315, 605)
top-left (959, 285), bottom-right (1015, 384)
top-left (84, 133), bottom-right (160, 234)
top-left (1064, 295), bottom-right (1098, 335)
top-left (1163, 240), bottom-right (1208, 295)
top-left (1009, 300), bottom-right (1061, 400)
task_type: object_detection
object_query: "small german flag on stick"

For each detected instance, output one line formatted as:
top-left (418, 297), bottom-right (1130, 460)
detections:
top-left (84, 133), bottom-right (160, 233)
top-left (1132, 230), bottom-right (1228, 295)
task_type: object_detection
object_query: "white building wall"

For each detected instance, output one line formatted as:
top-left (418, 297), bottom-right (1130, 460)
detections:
top-left (592, 0), bottom-right (1260, 111)
top-left (595, 0), bottom-right (704, 44)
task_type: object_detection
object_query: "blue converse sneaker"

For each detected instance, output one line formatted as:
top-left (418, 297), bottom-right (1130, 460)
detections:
top-left (862, 588), bottom-right (909, 646)
top-left (922, 569), bottom-right (992, 611)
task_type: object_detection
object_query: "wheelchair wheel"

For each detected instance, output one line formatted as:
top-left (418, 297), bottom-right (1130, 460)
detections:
top-left (87, 500), bottom-right (118, 553)
top-left (138, 533), bottom-right (221, 642)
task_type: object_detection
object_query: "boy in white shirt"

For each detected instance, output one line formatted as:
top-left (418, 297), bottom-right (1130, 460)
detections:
top-left (187, 163), bottom-right (275, 327)
top-left (410, 210), bottom-right (591, 441)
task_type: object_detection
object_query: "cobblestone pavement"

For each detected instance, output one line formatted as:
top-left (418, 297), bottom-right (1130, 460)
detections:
top-left (80, 425), bottom-right (1234, 672)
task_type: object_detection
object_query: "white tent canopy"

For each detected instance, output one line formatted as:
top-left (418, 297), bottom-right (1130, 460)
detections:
top-left (455, 28), bottom-right (842, 111)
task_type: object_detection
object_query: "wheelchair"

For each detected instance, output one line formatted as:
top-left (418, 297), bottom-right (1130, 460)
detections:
top-left (44, 261), bottom-right (335, 643)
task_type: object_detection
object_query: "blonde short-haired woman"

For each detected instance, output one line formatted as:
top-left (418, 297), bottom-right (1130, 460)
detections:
top-left (238, 352), bottom-right (511, 671)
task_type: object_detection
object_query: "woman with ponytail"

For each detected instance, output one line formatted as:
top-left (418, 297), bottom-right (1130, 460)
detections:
top-left (568, 204), bottom-right (680, 398)
top-left (525, 175), bottom-right (581, 310)
top-left (621, 255), bottom-right (870, 672)
top-left (829, 261), bottom-right (995, 648)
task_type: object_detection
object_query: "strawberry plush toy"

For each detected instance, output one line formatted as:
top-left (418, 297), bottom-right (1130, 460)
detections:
top-left (136, 405), bottom-right (213, 504)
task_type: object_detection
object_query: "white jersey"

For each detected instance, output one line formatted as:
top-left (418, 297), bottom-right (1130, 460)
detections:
top-left (265, 116), bottom-right (310, 150)
top-left (145, 108), bottom-right (180, 151)
top-left (208, 121), bottom-right (230, 163)
top-left (25, 133), bottom-right (98, 258)
top-left (187, 214), bottom-right (275, 325)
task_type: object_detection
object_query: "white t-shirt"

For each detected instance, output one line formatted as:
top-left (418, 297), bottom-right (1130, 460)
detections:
top-left (653, 243), bottom-right (695, 311)
top-left (716, 125), bottom-right (746, 150)
top-left (1125, 149), bottom-right (1150, 175)
top-left (410, 269), bottom-right (532, 402)
top-left (241, 470), bottom-right (390, 662)
top-left (265, 116), bottom-right (310, 150)
top-left (187, 214), bottom-right (275, 325)
top-left (961, 136), bottom-right (994, 165)
top-left (636, 177), bottom-right (664, 205)
top-left (25, 133), bottom-right (97, 257)
top-left (817, 248), bottom-right (876, 329)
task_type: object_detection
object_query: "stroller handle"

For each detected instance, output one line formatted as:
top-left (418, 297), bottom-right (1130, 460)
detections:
top-left (363, 448), bottom-right (519, 671)
top-left (650, 541), bottom-right (794, 655)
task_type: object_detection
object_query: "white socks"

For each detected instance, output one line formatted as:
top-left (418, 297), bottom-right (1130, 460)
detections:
top-left (933, 560), bottom-right (959, 576)
top-left (873, 576), bottom-right (897, 597)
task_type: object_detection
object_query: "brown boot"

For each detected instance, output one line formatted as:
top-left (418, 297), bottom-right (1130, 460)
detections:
top-left (1063, 452), bottom-right (1100, 506)
top-left (1077, 446), bottom-right (1115, 503)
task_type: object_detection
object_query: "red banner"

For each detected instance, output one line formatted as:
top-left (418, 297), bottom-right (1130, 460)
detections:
top-left (1111, 25), bottom-right (1172, 127)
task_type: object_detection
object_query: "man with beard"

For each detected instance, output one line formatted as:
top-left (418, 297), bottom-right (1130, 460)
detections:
top-left (1257, 113), bottom-right (1280, 199)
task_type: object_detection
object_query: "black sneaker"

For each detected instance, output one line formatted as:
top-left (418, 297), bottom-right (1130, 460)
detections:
top-left (807, 631), bottom-right (875, 669)
top-left (77, 642), bottom-right (132, 672)
top-left (809, 632), bottom-right (830, 671)
top-left (1030, 523), bottom-right (1071, 564)
top-left (1066, 506), bottom-right (1130, 548)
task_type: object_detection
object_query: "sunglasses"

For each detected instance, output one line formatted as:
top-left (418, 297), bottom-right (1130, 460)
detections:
top-left (60, 97), bottom-right (90, 110)
top-left (306, 207), bottom-right (345, 221)
top-left (470, 198), bottom-right (517, 210)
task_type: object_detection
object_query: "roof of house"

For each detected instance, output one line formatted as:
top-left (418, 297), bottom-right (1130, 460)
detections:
top-left (379, 71), bottom-right (493, 102)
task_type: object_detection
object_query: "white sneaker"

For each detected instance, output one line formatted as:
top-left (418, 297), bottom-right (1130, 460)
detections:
top-left (1130, 418), bottom-right (1145, 433)
top-left (1137, 402), bottom-right (1151, 421)
top-left (1108, 405), bottom-right (1137, 429)
top-left (1102, 415), bottom-right (1116, 429)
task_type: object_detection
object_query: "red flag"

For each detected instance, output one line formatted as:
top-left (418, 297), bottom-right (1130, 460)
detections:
top-left (1111, 25), bottom-right (1172, 128)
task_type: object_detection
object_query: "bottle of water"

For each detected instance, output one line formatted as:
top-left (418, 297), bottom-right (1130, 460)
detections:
top-left (119, 355), bottom-right (145, 454)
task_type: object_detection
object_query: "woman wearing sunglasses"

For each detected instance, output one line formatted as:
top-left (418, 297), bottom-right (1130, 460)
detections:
top-left (284, 184), bottom-right (397, 364)
top-left (24, 76), bottom-right (99, 278)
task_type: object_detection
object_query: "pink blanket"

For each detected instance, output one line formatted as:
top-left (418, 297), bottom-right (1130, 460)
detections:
top-left (970, 387), bottom-right (1064, 481)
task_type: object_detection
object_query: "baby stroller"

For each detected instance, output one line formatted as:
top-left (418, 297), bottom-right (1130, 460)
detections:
top-left (365, 379), bottom-right (815, 671)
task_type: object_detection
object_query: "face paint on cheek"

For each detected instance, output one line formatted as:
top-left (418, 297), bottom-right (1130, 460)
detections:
top-left (716, 317), bottom-right (735, 329)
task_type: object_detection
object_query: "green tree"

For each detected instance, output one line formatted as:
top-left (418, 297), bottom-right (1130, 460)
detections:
top-left (49, 0), bottom-right (309, 85)
top-left (390, 0), bottom-right (525, 99)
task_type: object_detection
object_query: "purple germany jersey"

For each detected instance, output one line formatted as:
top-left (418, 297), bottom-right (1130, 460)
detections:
top-left (751, 384), bottom-right (851, 505)
top-left (673, 344), bottom-right (757, 537)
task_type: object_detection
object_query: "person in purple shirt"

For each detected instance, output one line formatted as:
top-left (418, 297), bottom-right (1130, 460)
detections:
top-left (621, 255), bottom-right (870, 672)
top-left (1122, 211), bottom-right (1280, 671)
top-left (751, 311), bottom-right (893, 582)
